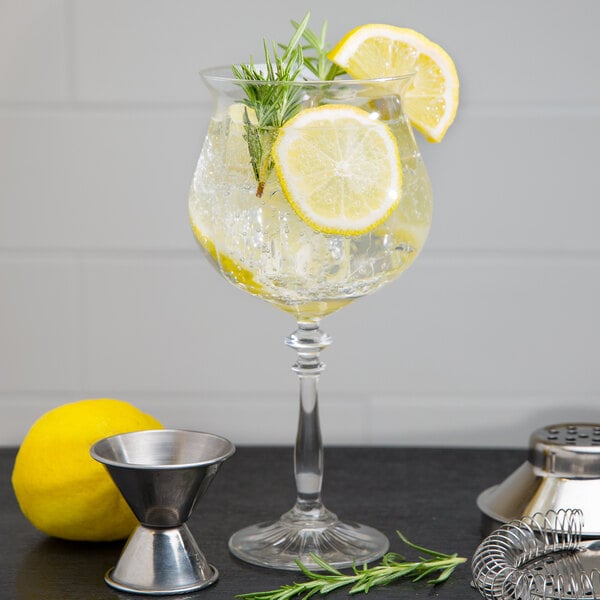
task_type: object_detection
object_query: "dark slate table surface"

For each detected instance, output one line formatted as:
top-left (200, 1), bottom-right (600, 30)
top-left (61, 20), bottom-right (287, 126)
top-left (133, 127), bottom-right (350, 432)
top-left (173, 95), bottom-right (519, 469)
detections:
top-left (0, 445), bottom-right (526, 599)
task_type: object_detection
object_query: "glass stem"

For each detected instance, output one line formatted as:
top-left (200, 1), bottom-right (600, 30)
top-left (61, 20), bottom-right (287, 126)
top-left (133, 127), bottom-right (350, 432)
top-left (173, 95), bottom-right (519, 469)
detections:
top-left (285, 321), bottom-right (333, 521)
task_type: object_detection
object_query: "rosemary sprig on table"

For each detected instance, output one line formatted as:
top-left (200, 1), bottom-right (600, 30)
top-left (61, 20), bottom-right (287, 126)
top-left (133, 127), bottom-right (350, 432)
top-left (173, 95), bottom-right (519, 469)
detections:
top-left (232, 12), bottom-right (344, 197)
top-left (236, 531), bottom-right (466, 600)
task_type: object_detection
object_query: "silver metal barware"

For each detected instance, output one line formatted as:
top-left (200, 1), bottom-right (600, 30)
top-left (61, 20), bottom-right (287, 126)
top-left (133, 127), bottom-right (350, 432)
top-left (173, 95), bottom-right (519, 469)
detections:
top-left (478, 423), bottom-right (600, 536)
top-left (472, 509), bottom-right (600, 600)
top-left (91, 429), bottom-right (235, 595)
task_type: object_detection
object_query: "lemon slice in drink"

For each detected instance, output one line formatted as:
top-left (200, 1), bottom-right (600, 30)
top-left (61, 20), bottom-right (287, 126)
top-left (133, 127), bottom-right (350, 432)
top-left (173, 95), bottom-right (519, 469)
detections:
top-left (328, 24), bottom-right (459, 142)
top-left (228, 102), bottom-right (258, 126)
top-left (189, 219), bottom-right (264, 296)
top-left (272, 104), bottom-right (402, 236)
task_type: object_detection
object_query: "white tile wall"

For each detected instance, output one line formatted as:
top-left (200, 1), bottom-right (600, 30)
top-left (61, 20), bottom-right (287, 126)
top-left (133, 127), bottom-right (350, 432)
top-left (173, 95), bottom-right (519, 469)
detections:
top-left (423, 114), bottom-right (600, 251)
top-left (2, 0), bottom-right (600, 448)
top-left (0, 110), bottom-right (204, 250)
top-left (0, 0), bottom-right (69, 103)
top-left (0, 255), bottom-right (80, 390)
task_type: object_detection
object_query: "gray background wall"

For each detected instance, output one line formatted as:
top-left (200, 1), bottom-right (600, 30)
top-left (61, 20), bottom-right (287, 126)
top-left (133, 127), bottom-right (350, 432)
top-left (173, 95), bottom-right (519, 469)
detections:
top-left (1, 0), bottom-right (599, 448)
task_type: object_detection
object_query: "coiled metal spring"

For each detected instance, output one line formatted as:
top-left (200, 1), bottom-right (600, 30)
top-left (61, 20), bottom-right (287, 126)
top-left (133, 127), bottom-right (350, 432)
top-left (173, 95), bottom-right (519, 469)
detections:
top-left (471, 509), bottom-right (600, 599)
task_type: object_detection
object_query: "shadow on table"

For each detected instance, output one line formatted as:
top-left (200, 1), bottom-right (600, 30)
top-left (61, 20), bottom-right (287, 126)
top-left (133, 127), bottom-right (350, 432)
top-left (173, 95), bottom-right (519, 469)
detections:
top-left (15, 536), bottom-right (120, 599)
top-left (15, 536), bottom-right (211, 599)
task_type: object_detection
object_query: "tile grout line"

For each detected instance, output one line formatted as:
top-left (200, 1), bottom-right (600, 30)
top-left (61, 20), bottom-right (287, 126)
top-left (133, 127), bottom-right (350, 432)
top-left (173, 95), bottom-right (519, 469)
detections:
top-left (62, 0), bottom-right (77, 102)
top-left (0, 102), bottom-right (209, 115)
top-left (63, 1), bottom-right (88, 399)
top-left (76, 251), bottom-right (89, 397)
top-left (2, 102), bottom-right (600, 117)
top-left (4, 247), bottom-right (600, 265)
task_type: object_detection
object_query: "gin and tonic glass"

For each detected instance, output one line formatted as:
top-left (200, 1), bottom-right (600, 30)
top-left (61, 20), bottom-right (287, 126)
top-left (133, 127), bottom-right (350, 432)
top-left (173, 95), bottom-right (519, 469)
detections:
top-left (189, 68), bottom-right (432, 570)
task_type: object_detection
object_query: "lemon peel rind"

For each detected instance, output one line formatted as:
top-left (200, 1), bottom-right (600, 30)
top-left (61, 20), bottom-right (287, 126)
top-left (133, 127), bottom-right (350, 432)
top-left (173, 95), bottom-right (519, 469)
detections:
top-left (272, 104), bottom-right (402, 237)
top-left (327, 24), bottom-right (459, 143)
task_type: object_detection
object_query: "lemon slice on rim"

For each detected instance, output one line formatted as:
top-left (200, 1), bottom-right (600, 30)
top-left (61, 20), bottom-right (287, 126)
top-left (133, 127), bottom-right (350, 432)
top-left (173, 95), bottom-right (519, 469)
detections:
top-left (328, 24), bottom-right (459, 142)
top-left (272, 104), bottom-right (402, 236)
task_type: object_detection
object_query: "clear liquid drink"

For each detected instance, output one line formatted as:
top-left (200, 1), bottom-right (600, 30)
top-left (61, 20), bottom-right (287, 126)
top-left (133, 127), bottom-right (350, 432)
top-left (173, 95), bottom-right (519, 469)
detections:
top-left (189, 83), bottom-right (432, 321)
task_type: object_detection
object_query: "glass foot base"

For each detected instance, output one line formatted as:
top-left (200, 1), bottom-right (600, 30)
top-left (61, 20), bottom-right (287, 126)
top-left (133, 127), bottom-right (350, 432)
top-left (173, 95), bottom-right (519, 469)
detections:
top-left (228, 507), bottom-right (389, 570)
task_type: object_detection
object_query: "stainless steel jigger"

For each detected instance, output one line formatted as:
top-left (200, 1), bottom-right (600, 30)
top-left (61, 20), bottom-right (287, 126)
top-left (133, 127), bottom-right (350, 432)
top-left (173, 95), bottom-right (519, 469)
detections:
top-left (90, 429), bottom-right (235, 595)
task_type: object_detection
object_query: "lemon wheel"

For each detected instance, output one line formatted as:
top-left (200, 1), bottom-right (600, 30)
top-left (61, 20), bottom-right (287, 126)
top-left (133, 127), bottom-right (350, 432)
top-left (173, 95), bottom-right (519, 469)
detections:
top-left (272, 104), bottom-right (402, 236)
top-left (328, 24), bottom-right (459, 142)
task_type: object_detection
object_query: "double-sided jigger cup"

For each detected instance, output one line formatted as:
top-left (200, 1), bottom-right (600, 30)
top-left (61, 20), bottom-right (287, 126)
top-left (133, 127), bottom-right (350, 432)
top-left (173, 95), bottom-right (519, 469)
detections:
top-left (90, 429), bottom-right (235, 595)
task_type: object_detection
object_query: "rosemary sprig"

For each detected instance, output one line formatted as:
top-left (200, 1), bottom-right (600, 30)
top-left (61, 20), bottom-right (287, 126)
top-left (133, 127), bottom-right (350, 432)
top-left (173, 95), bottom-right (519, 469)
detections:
top-left (232, 14), bottom-right (309, 197)
top-left (232, 12), bottom-right (345, 197)
top-left (236, 531), bottom-right (466, 600)
top-left (287, 17), bottom-right (345, 81)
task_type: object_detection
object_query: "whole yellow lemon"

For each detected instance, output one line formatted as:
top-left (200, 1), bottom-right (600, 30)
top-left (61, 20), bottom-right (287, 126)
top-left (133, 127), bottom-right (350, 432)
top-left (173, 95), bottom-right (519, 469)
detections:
top-left (12, 398), bottom-right (162, 542)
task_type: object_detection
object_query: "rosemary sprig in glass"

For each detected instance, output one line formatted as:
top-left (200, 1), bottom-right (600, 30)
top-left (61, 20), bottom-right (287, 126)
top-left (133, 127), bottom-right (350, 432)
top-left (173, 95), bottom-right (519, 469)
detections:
top-left (236, 531), bottom-right (466, 600)
top-left (232, 15), bottom-right (306, 197)
top-left (287, 17), bottom-right (345, 81)
top-left (232, 13), bottom-right (344, 197)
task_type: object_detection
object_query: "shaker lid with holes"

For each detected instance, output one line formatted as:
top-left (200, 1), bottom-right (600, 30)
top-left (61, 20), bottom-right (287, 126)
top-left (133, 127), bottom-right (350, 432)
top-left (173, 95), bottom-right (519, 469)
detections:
top-left (477, 423), bottom-right (600, 537)
top-left (529, 423), bottom-right (600, 477)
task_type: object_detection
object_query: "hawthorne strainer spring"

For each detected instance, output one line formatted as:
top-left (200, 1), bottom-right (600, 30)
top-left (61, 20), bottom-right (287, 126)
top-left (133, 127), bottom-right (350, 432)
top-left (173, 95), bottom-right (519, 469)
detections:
top-left (472, 509), bottom-right (600, 600)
